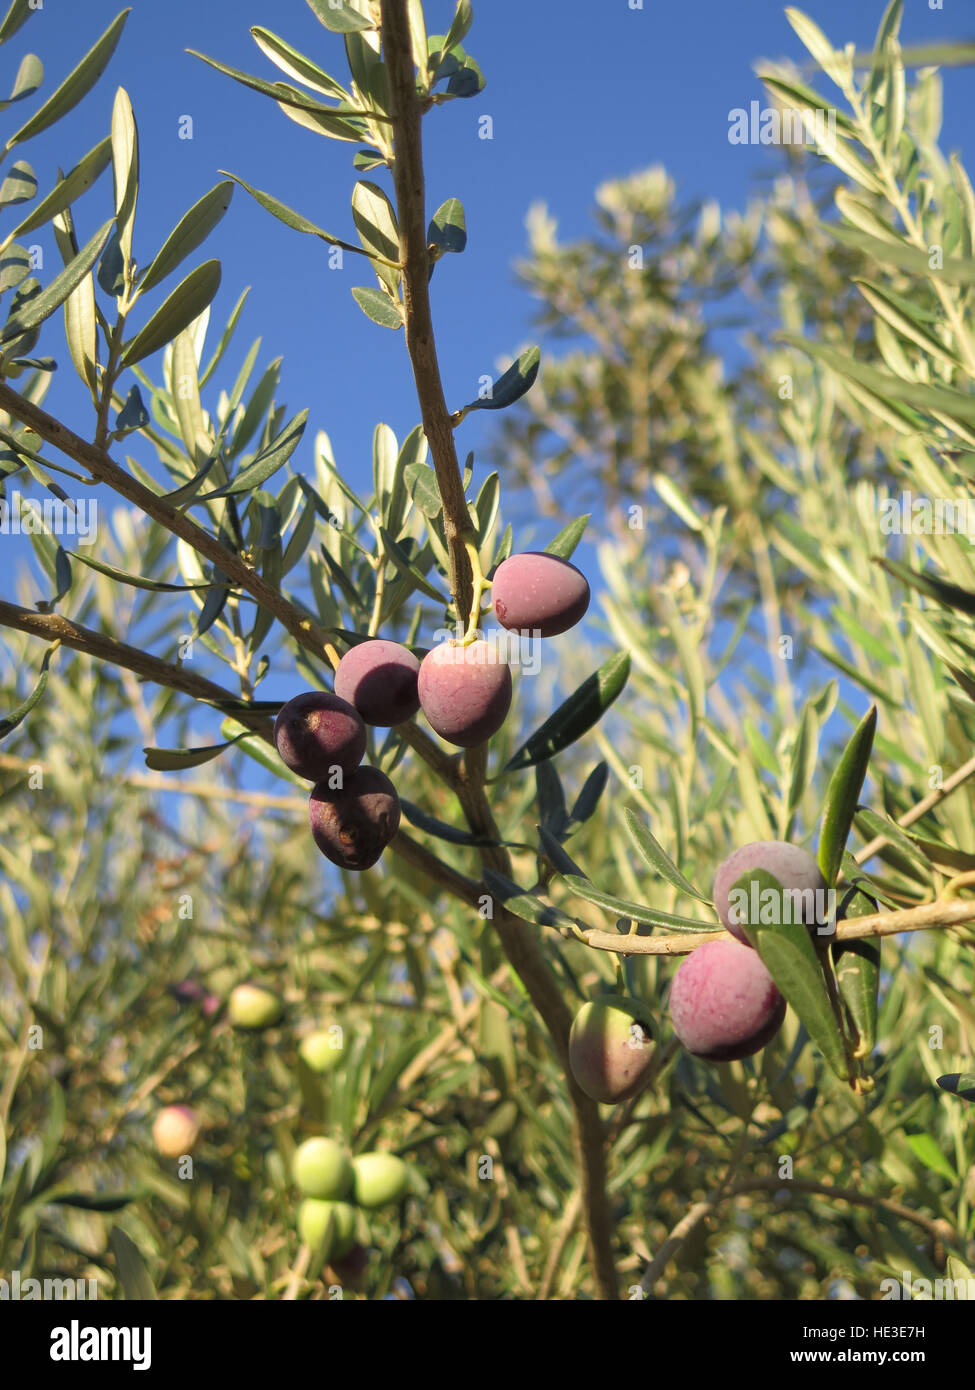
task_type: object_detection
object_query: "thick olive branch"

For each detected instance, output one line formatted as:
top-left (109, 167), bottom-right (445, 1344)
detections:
top-left (379, 0), bottom-right (618, 1300)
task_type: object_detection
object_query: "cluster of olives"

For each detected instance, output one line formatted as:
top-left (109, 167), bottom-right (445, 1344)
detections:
top-left (273, 552), bottom-right (591, 872)
top-left (293, 1136), bottom-right (409, 1267)
top-left (569, 841), bottom-right (827, 1103)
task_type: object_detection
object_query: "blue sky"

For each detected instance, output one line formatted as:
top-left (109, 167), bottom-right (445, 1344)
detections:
top-left (6, 0), bottom-right (973, 521)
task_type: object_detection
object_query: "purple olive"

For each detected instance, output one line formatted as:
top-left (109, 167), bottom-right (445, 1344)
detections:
top-left (334, 640), bottom-right (421, 727)
top-left (309, 765), bottom-right (401, 871)
top-left (274, 691), bottom-right (366, 782)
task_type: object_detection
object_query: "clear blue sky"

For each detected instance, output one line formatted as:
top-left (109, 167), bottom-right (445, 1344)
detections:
top-left (9, 0), bottom-right (973, 515)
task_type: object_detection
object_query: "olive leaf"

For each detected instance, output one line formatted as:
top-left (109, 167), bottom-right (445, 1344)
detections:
top-left (197, 409), bottom-right (308, 500)
top-left (460, 346), bottom-right (540, 415)
top-left (503, 650), bottom-right (630, 772)
top-left (0, 217), bottom-right (113, 343)
top-left (559, 875), bottom-right (714, 932)
top-left (817, 704), bottom-right (877, 886)
top-left (482, 868), bottom-right (577, 928)
top-left (4, 9), bottom-right (129, 151)
top-left (832, 888), bottom-right (880, 1059)
top-left (121, 261), bottom-right (222, 366)
top-left (139, 181), bottom-right (234, 294)
top-left (428, 198), bottom-right (467, 255)
top-left (0, 643), bottom-right (57, 738)
top-left (352, 286), bottom-right (403, 329)
top-left (544, 514), bottom-right (590, 560)
top-left (2, 136), bottom-right (112, 243)
top-left (623, 809), bottom-right (711, 902)
top-left (736, 868), bottom-right (852, 1083)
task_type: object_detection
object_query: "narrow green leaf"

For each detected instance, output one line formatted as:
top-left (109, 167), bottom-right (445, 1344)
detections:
top-left (462, 346), bottom-right (540, 414)
top-left (139, 181), bottom-right (234, 294)
top-left (936, 1073), bottom-right (975, 1103)
top-left (351, 285), bottom-right (402, 328)
top-left (5, 10), bottom-right (130, 150)
top-left (904, 1132), bottom-right (957, 1182)
top-left (568, 762), bottom-right (608, 827)
top-left (109, 1227), bottom-right (157, 1301)
top-left (441, 1), bottom-right (474, 57)
top-left (222, 172), bottom-right (365, 259)
top-left (143, 736), bottom-right (245, 771)
top-left (483, 869), bottom-right (576, 929)
top-left (877, 557), bottom-right (975, 617)
top-left (351, 178), bottom-right (399, 264)
top-left (826, 221), bottom-right (975, 288)
top-left (400, 798), bottom-right (498, 848)
top-left (833, 888), bottom-right (880, 1058)
top-left (0, 644), bottom-right (56, 738)
top-left (3, 137), bottom-right (111, 242)
top-left (0, 217), bottom-right (112, 344)
top-left (198, 409), bottom-right (307, 500)
top-left (623, 809), bottom-right (710, 902)
top-left (503, 650), bottom-right (630, 772)
top-left (0, 0), bottom-right (32, 45)
top-left (305, 0), bottom-right (374, 33)
top-left (736, 867), bottom-right (851, 1083)
top-left (818, 705), bottom-right (877, 885)
top-left (560, 875), bottom-right (713, 932)
top-left (0, 159), bottom-right (34, 207)
top-left (378, 527), bottom-right (446, 603)
top-left (249, 27), bottom-right (350, 100)
top-left (69, 550), bottom-right (218, 592)
top-left (544, 514), bottom-right (589, 559)
top-left (110, 87), bottom-right (138, 266)
top-left (121, 260), bottom-right (222, 366)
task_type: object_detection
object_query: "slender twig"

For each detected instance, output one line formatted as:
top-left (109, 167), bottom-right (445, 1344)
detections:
top-left (380, 0), bottom-right (474, 623)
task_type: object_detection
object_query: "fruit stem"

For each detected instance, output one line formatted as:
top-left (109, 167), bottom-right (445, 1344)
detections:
top-left (461, 540), bottom-right (490, 644)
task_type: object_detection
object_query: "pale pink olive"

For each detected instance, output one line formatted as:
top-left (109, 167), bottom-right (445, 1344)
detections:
top-left (568, 995), bottom-right (656, 1104)
top-left (417, 639), bottom-right (512, 747)
top-left (712, 841), bottom-right (828, 944)
top-left (492, 552), bottom-right (590, 637)
top-left (293, 1137), bottom-right (354, 1199)
top-left (668, 938), bottom-right (786, 1063)
top-left (152, 1105), bottom-right (200, 1158)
